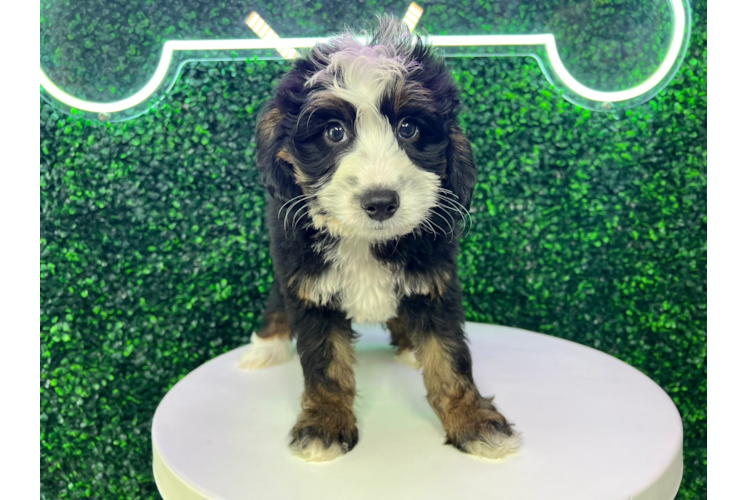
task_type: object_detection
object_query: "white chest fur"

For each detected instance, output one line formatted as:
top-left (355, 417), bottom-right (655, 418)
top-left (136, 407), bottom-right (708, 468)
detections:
top-left (309, 238), bottom-right (399, 324)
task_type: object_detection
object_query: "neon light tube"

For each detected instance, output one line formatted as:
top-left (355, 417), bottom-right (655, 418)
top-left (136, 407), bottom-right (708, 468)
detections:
top-left (39, 0), bottom-right (687, 114)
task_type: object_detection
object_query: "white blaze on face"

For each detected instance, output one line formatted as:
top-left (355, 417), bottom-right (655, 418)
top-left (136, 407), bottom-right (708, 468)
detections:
top-left (309, 46), bottom-right (440, 241)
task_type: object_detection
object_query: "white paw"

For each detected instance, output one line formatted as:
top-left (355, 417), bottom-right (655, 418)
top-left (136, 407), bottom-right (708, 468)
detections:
top-left (464, 430), bottom-right (522, 460)
top-left (394, 348), bottom-right (420, 369)
top-left (238, 332), bottom-right (294, 370)
top-left (290, 438), bottom-right (345, 463)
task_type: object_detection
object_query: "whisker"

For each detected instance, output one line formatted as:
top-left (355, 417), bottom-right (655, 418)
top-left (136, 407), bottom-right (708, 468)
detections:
top-left (436, 195), bottom-right (462, 206)
top-left (436, 194), bottom-right (473, 238)
top-left (283, 195), bottom-right (313, 234)
top-left (292, 206), bottom-right (310, 230)
top-left (431, 207), bottom-right (455, 232)
top-left (437, 188), bottom-right (460, 199)
top-left (436, 202), bottom-right (457, 233)
top-left (278, 195), bottom-right (303, 219)
top-left (278, 194), bottom-right (310, 223)
top-left (420, 210), bottom-right (441, 240)
top-left (436, 198), bottom-right (468, 237)
top-left (464, 211), bottom-right (473, 238)
top-left (422, 218), bottom-right (439, 240)
top-left (436, 197), bottom-right (460, 220)
top-left (430, 209), bottom-right (455, 242)
top-left (436, 194), bottom-right (467, 215)
top-left (419, 219), bottom-right (436, 241)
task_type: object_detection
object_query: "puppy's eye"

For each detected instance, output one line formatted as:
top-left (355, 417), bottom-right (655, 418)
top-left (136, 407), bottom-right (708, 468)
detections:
top-left (326, 123), bottom-right (347, 143)
top-left (398, 120), bottom-right (418, 140)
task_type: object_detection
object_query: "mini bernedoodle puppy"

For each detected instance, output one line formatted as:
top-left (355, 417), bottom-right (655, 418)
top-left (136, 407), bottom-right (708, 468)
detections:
top-left (239, 16), bottom-right (520, 462)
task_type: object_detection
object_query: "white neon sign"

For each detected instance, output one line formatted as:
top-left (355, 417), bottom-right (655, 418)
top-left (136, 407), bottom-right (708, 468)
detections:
top-left (39, 0), bottom-right (687, 115)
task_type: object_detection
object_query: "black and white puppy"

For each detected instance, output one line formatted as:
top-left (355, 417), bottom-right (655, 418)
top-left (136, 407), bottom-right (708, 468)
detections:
top-left (240, 16), bottom-right (519, 462)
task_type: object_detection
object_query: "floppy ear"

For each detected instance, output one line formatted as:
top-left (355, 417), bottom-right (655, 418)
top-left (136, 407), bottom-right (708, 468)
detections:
top-left (445, 122), bottom-right (478, 210)
top-left (255, 103), bottom-right (301, 201)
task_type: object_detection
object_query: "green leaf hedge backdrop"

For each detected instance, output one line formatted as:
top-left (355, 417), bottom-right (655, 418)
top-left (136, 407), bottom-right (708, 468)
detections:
top-left (40, 0), bottom-right (706, 498)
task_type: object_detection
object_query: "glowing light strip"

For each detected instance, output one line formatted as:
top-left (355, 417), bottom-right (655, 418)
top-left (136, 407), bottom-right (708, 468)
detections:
top-left (403, 3), bottom-right (424, 32)
top-left (246, 12), bottom-right (298, 59)
top-left (39, 0), bottom-right (687, 114)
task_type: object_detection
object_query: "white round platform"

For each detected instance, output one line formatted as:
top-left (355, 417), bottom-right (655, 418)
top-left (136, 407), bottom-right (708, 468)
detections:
top-left (152, 322), bottom-right (683, 500)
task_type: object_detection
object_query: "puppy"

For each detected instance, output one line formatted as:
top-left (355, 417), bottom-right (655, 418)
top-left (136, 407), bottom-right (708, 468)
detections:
top-left (240, 16), bottom-right (520, 462)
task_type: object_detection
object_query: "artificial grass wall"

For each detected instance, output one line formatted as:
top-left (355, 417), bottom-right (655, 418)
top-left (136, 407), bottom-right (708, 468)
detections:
top-left (40, 2), bottom-right (706, 498)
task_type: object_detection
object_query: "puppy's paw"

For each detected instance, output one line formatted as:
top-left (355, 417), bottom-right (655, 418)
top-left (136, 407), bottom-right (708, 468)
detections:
top-left (449, 419), bottom-right (521, 460)
top-left (238, 332), bottom-right (294, 370)
top-left (290, 409), bottom-right (359, 463)
top-left (443, 396), bottom-right (520, 460)
top-left (460, 421), bottom-right (521, 459)
top-left (290, 435), bottom-right (347, 463)
top-left (394, 348), bottom-right (420, 369)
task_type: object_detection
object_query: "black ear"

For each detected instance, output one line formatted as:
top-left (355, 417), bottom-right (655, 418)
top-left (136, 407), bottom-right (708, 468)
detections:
top-left (445, 122), bottom-right (477, 210)
top-left (255, 103), bottom-right (301, 201)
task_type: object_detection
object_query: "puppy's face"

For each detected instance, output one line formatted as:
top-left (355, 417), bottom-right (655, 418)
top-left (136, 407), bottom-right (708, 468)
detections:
top-left (256, 22), bottom-right (476, 242)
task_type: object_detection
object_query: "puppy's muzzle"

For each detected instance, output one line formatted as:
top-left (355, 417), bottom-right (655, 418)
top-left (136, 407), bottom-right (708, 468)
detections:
top-left (360, 190), bottom-right (400, 221)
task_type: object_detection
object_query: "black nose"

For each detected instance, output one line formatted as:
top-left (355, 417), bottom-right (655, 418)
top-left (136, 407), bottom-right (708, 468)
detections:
top-left (361, 190), bottom-right (400, 221)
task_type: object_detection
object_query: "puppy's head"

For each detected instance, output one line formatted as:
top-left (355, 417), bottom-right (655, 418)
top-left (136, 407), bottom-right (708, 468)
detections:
top-left (256, 16), bottom-right (476, 241)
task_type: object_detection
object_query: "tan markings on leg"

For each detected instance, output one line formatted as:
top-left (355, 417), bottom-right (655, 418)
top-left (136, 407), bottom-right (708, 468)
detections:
top-left (258, 311), bottom-right (290, 340)
top-left (291, 329), bottom-right (357, 462)
top-left (387, 317), bottom-right (420, 368)
top-left (430, 271), bottom-right (451, 299)
top-left (387, 316), bottom-right (414, 353)
top-left (416, 336), bottom-right (470, 422)
top-left (289, 274), bottom-right (317, 304)
top-left (294, 388), bottom-right (356, 431)
top-left (416, 335), bottom-right (519, 458)
top-left (400, 270), bottom-right (451, 299)
top-left (326, 331), bottom-right (357, 396)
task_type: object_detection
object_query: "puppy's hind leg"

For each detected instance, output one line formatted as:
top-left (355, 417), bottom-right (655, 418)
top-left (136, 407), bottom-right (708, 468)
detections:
top-left (239, 281), bottom-right (295, 370)
top-left (387, 316), bottom-right (420, 369)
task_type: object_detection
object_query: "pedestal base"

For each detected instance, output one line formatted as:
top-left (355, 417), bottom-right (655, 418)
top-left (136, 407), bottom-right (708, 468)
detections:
top-left (152, 322), bottom-right (682, 500)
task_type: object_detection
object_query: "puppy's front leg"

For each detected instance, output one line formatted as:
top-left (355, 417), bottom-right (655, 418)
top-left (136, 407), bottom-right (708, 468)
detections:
top-left (400, 292), bottom-right (521, 459)
top-left (289, 306), bottom-right (358, 462)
